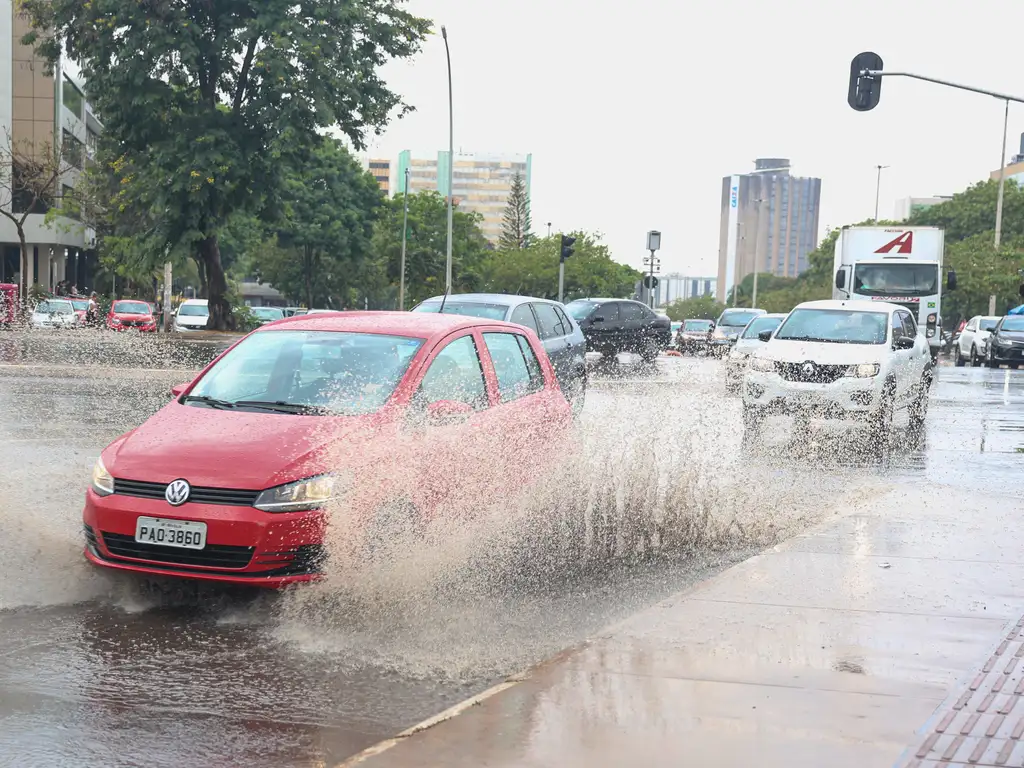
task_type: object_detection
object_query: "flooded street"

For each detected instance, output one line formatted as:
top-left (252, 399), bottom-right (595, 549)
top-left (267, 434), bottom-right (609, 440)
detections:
top-left (0, 334), bottom-right (1020, 767)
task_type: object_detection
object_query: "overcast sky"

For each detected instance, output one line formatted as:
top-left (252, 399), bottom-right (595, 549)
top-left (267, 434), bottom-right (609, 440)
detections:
top-left (364, 0), bottom-right (1021, 277)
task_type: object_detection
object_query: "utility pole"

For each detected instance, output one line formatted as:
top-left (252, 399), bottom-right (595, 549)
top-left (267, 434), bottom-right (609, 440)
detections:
top-left (874, 164), bottom-right (889, 222)
top-left (162, 260), bottom-right (172, 332)
top-left (441, 26), bottom-right (454, 292)
top-left (399, 166), bottom-right (411, 310)
top-left (995, 98), bottom-right (1010, 248)
top-left (643, 230), bottom-right (662, 309)
top-left (546, 222), bottom-right (552, 238)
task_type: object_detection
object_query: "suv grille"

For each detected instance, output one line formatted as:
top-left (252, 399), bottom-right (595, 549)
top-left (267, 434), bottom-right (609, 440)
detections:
top-left (113, 479), bottom-right (260, 507)
top-left (100, 532), bottom-right (254, 569)
top-left (776, 362), bottom-right (847, 384)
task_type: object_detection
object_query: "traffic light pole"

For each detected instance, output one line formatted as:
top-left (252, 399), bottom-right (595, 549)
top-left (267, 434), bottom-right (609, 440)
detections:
top-left (558, 260), bottom-right (565, 304)
top-left (647, 249), bottom-right (656, 309)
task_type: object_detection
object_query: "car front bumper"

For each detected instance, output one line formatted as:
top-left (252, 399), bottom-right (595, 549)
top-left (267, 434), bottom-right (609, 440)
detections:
top-left (989, 344), bottom-right (1024, 364)
top-left (82, 488), bottom-right (328, 588)
top-left (742, 370), bottom-right (884, 419)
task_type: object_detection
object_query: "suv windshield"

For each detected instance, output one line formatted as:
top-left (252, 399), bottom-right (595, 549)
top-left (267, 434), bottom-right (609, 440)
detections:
top-left (36, 300), bottom-right (72, 315)
top-left (683, 320), bottom-right (713, 331)
top-left (853, 264), bottom-right (939, 297)
top-left (718, 310), bottom-right (761, 328)
top-left (741, 316), bottom-right (784, 339)
top-left (413, 301), bottom-right (508, 321)
top-left (177, 304), bottom-right (208, 317)
top-left (113, 301), bottom-right (151, 314)
top-left (187, 330), bottom-right (424, 415)
top-left (1000, 317), bottom-right (1024, 332)
top-left (565, 301), bottom-right (599, 321)
top-left (775, 308), bottom-right (888, 345)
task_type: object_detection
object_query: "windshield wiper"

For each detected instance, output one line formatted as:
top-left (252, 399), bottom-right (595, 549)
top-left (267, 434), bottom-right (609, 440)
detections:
top-left (234, 400), bottom-right (327, 415)
top-left (181, 395), bottom-right (236, 410)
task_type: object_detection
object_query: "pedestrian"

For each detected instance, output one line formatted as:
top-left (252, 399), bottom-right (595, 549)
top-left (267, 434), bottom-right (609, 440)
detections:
top-left (86, 292), bottom-right (99, 326)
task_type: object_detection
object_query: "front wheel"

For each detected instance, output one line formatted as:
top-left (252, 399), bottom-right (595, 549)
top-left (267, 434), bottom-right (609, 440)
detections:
top-left (568, 373), bottom-right (587, 418)
top-left (869, 383), bottom-right (896, 451)
top-left (987, 353), bottom-right (1001, 369)
top-left (908, 381), bottom-right (929, 434)
top-left (954, 345), bottom-right (965, 367)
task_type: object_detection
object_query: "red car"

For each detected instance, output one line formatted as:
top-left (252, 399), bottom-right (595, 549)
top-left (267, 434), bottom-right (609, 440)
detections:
top-left (83, 312), bottom-right (572, 587)
top-left (107, 299), bottom-right (157, 331)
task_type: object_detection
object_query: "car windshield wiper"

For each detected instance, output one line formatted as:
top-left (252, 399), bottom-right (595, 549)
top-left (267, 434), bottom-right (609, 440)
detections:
top-left (233, 400), bottom-right (327, 415)
top-left (181, 395), bottom-right (236, 409)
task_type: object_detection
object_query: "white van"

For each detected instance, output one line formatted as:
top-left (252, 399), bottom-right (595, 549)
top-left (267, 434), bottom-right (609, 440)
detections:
top-left (174, 299), bottom-right (209, 332)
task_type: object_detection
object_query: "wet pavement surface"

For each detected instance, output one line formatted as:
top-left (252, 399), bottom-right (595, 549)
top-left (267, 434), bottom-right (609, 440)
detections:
top-left (0, 333), bottom-right (1021, 767)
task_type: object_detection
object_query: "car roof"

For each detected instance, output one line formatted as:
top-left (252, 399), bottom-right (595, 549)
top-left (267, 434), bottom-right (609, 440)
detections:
top-left (794, 299), bottom-right (896, 313)
top-left (418, 293), bottom-right (560, 307)
top-left (181, 298), bottom-right (208, 305)
top-left (257, 310), bottom-right (515, 341)
top-left (760, 313), bottom-right (788, 319)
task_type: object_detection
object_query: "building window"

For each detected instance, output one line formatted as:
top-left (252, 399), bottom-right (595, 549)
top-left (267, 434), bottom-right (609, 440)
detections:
top-left (62, 130), bottom-right (84, 169)
top-left (62, 76), bottom-right (85, 121)
top-left (86, 129), bottom-right (99, 157)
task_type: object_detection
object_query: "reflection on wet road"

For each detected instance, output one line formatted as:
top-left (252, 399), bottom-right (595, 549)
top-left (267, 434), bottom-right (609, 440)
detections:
top-left (0, 342), bottom-right (1020, 767)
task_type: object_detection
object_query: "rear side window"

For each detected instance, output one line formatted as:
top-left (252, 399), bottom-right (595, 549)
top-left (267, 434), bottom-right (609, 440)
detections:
top-left (510, 304), bottom-right (540, 335)
top-left (554, 306), bottom-right (573, 334)
top-left (533, 303), bottom-right (565, 339)
top-left (598, 303), bottom-right (620, 322)
top-left (891, 312), bottom-right (904, 339)
top-left (417, 335), bottom-right (488, 409)
top-left (900, 311), bottom-right (918, 336)
top-left (483, 332), bottom-right (543, 403)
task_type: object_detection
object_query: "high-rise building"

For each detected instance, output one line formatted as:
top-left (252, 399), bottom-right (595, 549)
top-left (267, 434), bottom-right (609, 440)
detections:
top-left (717, 158), bottom-right (821, 303)
top-left (893, 196), bottom-right (951, 222)
top-left (0, 3), bottom-right (100, 291)
top-left (396, 150), bottom-right (532, 244)
top-left (990, 132), bottom-right (1024, 188)
top-left (362, 158), bottom-right (391, 195)
top-left (657, 274), bottom-right (718, 306)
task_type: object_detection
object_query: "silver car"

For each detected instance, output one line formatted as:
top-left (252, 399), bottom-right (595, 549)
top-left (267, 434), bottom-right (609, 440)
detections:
top-left (724, 313), bottom-right (787, 392)
top-left (412, 293), bottom-right (588, 414)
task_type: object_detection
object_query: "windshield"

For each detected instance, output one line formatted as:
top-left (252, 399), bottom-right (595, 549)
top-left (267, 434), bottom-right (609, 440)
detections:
top-left (177, 303), bottom-right (208, 317)
top-left (980, 319), bottom-right (999, 331)
top-left (775, 308), bottom-right (888, 345)
top-left (70, 300), bottom-right (89, 311)
top-left (36, 300), bottom-right (72, 315)
top-left (718, 310), bottom-right (761, 328)
top-left (113, 301), bottom-right (151, 315)
top-left (187, 330), bottom-right (424, 416)
top-left (1000, 317), bottom-right (1024, 332)
top-left (853, 264), bottom-right (939, 297)
top-left (252, 307), bottom-right (284, 320)
top-left (683, 320), bottom-right (713, 332)
top-left (413, 301), bottom-right (508, 321)
top-left (565, 301), bottom-right (599, 320)
top-left (741, 316), bottom-right (784, 339)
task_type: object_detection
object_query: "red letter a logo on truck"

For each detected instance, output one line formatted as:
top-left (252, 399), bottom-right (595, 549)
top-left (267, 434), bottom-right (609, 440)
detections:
top-left (875, 231), bottom-right (913, 254)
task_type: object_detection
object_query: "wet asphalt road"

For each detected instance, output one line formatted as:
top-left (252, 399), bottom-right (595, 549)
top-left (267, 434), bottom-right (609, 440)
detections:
top-left (0, 334), bottom-right (1021, 768)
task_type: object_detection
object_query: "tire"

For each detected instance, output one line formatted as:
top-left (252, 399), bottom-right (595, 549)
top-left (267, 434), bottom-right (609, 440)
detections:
top-left (987, 353), bottom-right (1000, 369)
top-left (908, 380), bottom-right (929, 434)
top-left (869, 381), bottom-right (896, 450)
top-left (970, 346), bottom-right (981, 367)
top-left (569, 372), bottom-right (587, 418)
top-left (954, 345), bottom-right (965, 367)
top-left (639, 340), bottom-right (659, 364)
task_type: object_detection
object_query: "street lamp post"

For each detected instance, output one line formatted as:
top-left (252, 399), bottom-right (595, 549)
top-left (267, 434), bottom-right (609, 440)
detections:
top-left (644, 230), bottom-right (662, 309)
top-left (995, 99), bottom-right (1010, 248)
top-left (441, 26), bottom-right (454, 292)
top-left (874, 164), bottom-right (889, 222)
top-left (399, 167), bottom-right (411, 310)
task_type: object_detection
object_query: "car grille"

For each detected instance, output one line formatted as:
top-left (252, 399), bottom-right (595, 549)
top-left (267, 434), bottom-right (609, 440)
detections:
top-left (775, 362), bottom-right (847, 384)
top-left (100, 532), bottom-right (255, 569)
top-left (113, 478), bottom-right (260, 507)
top-left (122, 320), bottom-right (150, 327)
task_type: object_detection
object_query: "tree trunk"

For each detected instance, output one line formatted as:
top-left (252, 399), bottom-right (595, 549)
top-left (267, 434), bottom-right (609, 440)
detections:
top-left (194, 256), bottom-right (208, 299)
top-left (199, 234), bottom-right (234, 331)
top-left (18, 230), bottom-right (28, 301)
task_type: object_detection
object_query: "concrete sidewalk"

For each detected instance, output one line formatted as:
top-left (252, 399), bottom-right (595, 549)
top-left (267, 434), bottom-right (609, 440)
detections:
top-left (347, 483), bottom-right (1024, 768)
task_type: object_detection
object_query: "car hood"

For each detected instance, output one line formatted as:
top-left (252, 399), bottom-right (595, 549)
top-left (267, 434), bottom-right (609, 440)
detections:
top-left (106, 403), bottom-right (385, 490)
top-left (758, 339), bottom-right (887, 365)
top-left (996, 330), bottom-right (1024, 341)
top-left (733, 338), bottom-right (765, 352)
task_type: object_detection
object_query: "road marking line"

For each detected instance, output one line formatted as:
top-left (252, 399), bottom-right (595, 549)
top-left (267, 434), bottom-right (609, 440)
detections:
top-left (334, 680), bottom-right (520, 767)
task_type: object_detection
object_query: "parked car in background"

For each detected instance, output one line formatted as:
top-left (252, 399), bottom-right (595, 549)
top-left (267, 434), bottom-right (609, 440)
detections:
top-left (174, 299), bottom-right (209, 332)
top-left (282, 307), bottom-right (307, 318)
top-left (724, 313), bottom-right (787, 392)
top-left (675, 319), bottom-right (715, 355)
top-left (30, 299), bottom-right (78, 329)
top-left (305, 309), bottom-right (342, 315)
top-left (564, 298), bottom-right (672, 363)
top-left (985, 315), bottom-right (1024, 369)
top-left (107, 300), bottom-right (157, 332)
top-left (954, 315), bottom-right (1000, 367)
top-left (69, 297), bottom-right (90, 324)
top-left (250, 306), bottom-right (285, 326)
top-left (82, 312), bottom-right (572, 588)
top-left (711, 308), bottom-right (767, 356)
top-left (413, 293), bottom-right (588, 414)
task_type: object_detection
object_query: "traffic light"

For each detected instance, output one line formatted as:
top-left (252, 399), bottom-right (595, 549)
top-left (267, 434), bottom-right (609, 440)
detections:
top-left (560, 235), bottom-right (576, 263)
top-left (848, 52), bottom-right (883, 112)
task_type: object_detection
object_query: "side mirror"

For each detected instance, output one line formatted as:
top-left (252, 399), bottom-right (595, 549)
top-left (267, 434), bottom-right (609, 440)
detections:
top-left (835, 270), bottom-right (846, 290)
top-left (894, 336), bottom-right (915, 350)
top-left (758, 330), bottom-right (774, 342)
top-left (170, 383), bottom-right (188, 398)
top-left (426, 400), bottom-right (474, 424)
top-left (947, 270), bottom-right (958, 291)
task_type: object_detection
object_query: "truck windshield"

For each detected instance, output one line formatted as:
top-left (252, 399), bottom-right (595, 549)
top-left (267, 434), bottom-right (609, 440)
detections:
top-left (853, 264), bottom-right (938, 297)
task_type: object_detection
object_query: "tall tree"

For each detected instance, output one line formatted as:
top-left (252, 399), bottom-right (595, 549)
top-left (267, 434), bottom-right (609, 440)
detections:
top-left (257, 139), bottom-right (383, 309)
top-left (20, 0), bottom-right (430, 329)
top-left (498, 171), bottom-right (533, 250)
top-left (910, 179), bottom-right (1024, 242)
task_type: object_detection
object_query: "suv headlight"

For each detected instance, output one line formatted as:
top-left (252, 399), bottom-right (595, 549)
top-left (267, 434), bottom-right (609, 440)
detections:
top-left (844, 363), bottom-right (880, 378)
top-left (749, 356), bottom-right (776, 373)
top-left (91, 457), bottom-right (114, 496)
top-left (253, 474), bottom-right (337, 512)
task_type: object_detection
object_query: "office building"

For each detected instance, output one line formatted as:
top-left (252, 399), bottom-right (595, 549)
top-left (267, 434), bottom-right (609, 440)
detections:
top-left (717, 158), bottom-right (821, 303)
top-left (0, 2), bottom-right (100, 290)
top-left (657, 273), bottom-right (718, 306)
top-left (396, 150), bottom-right (532, 244)
top-left (363, 158), bottom-right (391, 195)
top-left (990, 133), bottom-right (1024, 188)
top-left (893, 196), bottom-right (951, 222)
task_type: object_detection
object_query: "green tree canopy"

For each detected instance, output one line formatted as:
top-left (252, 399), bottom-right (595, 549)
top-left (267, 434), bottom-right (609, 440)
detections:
top-left (909, 179), bottom-right (1024, 242)
top-left (664, 295), bottom-right (724, 322)
top-left (21, 0), bottom-right (430, 328)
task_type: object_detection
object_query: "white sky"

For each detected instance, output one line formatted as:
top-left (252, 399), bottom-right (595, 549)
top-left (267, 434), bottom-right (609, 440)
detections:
top-left (366, 0), bottom-right (1022, 277)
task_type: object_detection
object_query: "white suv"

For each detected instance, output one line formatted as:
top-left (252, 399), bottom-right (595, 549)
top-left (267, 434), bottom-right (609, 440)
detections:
top-left (742, 300), bottom-right (933, 443)
top-left (954, 315), bottom-right (999, 367)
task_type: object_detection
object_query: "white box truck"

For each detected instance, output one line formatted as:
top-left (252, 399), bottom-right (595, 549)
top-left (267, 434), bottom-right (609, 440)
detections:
top-left (832, 225), bottom-right (957, 360)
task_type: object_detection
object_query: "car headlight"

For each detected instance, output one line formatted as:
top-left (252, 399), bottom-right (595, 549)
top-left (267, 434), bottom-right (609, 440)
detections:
top-left (749, 356), bottom-right (776, 373)
top-left (844, 363), bottom-right (880, 378)
top-left (253, 474), bottom-right (337, 512)
top-left (91, 457), bottom-right (114, 496)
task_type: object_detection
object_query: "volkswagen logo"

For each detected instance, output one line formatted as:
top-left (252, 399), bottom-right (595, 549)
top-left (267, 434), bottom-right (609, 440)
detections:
top-left (801, 362), bottom-right (816, 377)
top-left (165, 479), bottom-right (191, 506)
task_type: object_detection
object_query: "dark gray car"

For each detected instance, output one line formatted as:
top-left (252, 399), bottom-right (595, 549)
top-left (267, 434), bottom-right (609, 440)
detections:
top-left (411, 293), bottom-right (588, 414)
